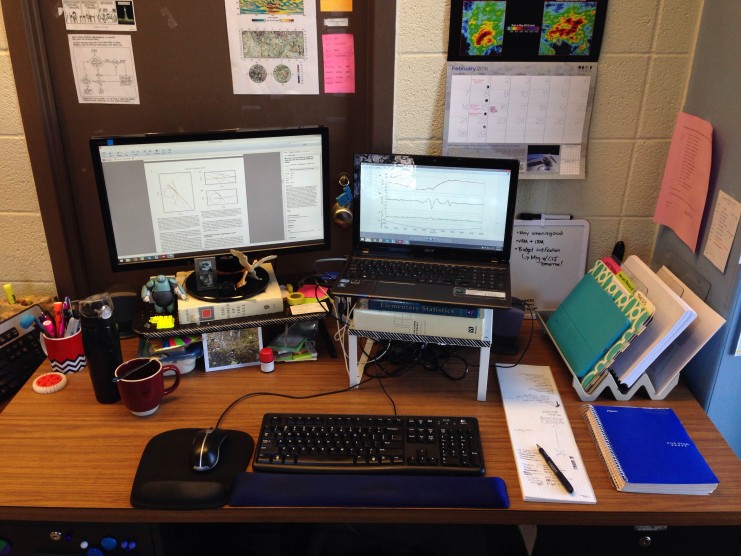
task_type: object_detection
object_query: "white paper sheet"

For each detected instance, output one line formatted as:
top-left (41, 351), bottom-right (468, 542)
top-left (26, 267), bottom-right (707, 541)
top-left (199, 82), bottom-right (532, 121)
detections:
top-left (224, 0), bottom-right (319, 95)
top-left (497, 365), bottom-right (596, 504)
top-left (67, 34), bottom-right (139, 104)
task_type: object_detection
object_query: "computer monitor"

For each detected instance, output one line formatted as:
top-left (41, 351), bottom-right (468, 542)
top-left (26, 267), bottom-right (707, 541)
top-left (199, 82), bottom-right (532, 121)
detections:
top-left (89, 126), bottom-right (330, 273)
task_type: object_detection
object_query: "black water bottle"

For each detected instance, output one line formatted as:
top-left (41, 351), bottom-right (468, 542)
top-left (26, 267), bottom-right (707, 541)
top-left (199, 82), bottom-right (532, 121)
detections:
top-left (79, 293), bottom-right (123, 404)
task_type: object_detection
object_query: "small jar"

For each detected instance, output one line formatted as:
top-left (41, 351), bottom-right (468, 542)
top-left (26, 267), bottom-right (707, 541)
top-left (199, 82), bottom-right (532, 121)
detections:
top-left (259, 347), bottom-right (275, 373)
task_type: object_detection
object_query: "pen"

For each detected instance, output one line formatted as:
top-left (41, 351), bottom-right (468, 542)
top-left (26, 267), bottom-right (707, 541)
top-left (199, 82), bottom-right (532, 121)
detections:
top-left (519, 213), bottom-right (572, 220)
top-left (537, 444), bottom-right (574, 494)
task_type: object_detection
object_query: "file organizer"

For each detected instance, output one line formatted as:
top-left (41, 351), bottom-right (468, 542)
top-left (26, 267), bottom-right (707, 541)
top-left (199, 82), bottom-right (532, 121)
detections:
top-left (537, 311), bottom-right (680, 401)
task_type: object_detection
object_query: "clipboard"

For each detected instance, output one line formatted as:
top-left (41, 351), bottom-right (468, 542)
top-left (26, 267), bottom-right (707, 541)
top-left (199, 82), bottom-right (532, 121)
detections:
top-left (510, 219), bottom-right (589, 312)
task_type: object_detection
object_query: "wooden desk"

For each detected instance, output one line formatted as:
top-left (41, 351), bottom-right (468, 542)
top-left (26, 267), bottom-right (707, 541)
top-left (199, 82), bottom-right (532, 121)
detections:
top-left (0, 322), bottom-right (740, 527)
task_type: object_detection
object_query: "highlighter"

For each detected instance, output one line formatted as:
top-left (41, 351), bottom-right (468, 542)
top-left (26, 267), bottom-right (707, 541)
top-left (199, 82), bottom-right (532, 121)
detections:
top-left (3, 284), bottom-right (16, 304)
top-left (53, 301), bottom-right (65, 338)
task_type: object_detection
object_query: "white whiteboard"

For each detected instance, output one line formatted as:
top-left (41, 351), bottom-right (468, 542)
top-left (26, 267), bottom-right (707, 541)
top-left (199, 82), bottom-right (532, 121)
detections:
top-left (510, 219), bottom-right (589, 312)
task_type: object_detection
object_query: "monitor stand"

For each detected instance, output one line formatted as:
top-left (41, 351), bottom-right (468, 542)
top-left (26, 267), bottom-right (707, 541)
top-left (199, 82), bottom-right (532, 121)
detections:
top-left (184, 266), bottom-right (269, 302)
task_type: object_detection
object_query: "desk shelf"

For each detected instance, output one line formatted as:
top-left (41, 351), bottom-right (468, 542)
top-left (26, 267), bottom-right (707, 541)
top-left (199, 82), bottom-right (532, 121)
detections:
top-left (346, 308), bottom-right (494, 402)
top-left (133, 301), bottom-right (327, 339)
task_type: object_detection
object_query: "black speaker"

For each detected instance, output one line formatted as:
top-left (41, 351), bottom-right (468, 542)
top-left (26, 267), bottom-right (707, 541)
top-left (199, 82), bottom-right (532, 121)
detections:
top-left (491, 298), bottom-right (525, 355)
top-left (109, 287), bottom-right (139, 339)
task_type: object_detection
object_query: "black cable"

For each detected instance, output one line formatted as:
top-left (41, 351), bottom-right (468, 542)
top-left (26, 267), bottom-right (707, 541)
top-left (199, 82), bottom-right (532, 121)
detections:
top-left (213, 374), bottom-right (379, 430)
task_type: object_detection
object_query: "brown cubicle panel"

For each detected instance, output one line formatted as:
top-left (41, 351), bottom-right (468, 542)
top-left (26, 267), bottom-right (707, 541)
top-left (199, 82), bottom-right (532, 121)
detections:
top-left (1, 1), bottom-right (395, 298)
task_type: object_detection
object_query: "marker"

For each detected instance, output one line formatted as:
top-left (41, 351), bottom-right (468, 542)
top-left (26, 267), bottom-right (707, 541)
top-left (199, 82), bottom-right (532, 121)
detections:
top-left (42, 319), bottom-right (56, 338)
top-left (53, 301), bottom-right (65, 338)
top-left (537, 444), bottom-right (574, 494)
top-left (518, 213), bottom-right (572, 220)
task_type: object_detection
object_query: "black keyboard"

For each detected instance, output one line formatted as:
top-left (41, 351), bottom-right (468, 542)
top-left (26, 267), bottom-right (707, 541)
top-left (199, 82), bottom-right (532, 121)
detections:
top-left (0, 305), bottom-right (46, 402)
top-left (253, 413), bottom-right (485, 475)
top-left (346, 258), bottom-right (506, 290)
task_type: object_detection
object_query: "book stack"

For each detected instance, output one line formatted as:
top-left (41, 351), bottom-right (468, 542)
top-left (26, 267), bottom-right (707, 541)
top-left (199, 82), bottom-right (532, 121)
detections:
top-left (350, 299), bottom-right (491, 342)
top-left (582, 404), bottom-right (718, 495)
top-left (545, 255), bottom-right (725, 398)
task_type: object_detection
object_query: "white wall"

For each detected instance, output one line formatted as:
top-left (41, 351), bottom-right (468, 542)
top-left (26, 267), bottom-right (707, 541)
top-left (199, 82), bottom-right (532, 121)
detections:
top-left (0, 1), bottom-right (703, 297)
top-left (394, 0), bottom-right (703, 265)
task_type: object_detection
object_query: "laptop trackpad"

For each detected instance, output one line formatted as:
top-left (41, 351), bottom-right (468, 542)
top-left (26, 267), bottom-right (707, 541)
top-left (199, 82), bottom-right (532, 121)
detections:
top-left (375, 282), bottom-right (417, 298)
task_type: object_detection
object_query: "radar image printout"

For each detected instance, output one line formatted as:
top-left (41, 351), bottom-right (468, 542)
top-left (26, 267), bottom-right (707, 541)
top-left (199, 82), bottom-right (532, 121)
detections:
top-left (539, 1), bottom-right (597, 56)
top-left (460, 1), bottom-right (506, 56)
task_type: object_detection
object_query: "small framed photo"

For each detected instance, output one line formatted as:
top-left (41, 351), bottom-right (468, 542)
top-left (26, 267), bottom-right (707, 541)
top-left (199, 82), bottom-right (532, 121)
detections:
top-left (194, 256), bottom-right (218, 291)
top-left (202, 327), bottom-right (262, 372)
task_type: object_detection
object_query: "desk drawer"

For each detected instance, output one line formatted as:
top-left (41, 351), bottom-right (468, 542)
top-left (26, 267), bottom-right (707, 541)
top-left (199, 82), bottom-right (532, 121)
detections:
top-left (0, 522), bottom-right (159, 555)
top-left (533, 525), bottom-right (741, 556)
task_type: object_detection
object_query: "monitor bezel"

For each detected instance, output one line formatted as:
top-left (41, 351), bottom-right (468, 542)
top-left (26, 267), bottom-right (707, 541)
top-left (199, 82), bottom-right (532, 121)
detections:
top-left (90, 126), bottom-right (331, 273)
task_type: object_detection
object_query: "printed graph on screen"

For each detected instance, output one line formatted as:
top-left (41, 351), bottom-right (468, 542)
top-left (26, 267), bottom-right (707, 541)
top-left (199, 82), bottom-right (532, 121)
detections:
top-left (375, 168), bottom-right (487, 238)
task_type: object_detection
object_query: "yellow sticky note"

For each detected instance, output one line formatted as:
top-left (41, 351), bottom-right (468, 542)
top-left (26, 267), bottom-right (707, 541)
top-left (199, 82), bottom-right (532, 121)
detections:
top-left (320, 0), bottom-right (352, 12)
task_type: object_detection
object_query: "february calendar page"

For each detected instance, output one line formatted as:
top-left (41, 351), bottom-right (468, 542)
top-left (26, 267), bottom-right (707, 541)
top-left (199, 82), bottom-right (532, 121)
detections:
top-left (443, 62), bottom-right (597, 179)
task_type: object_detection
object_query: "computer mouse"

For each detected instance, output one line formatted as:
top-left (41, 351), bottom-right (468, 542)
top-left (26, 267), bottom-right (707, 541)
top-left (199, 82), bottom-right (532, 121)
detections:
top-left (191, 427), bottom-right (228, 472)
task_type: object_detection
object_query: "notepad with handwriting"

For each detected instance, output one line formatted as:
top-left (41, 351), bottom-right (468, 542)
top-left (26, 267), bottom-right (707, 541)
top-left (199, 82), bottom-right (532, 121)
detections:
top-left (581, 404), bottom-right (718, 495)
top-left (497, 365), bottom-right (596, 504)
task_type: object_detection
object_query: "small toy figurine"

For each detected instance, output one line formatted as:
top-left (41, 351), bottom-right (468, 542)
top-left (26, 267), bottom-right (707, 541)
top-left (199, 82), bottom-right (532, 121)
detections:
top-left (229, 250), bottom-right (277, 288)
top-left (141, 275), bottom-right (187, 314)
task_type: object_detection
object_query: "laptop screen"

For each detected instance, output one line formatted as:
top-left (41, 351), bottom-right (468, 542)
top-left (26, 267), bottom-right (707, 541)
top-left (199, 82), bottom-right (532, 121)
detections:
top-left (353, 154), bottom-right (519, 262)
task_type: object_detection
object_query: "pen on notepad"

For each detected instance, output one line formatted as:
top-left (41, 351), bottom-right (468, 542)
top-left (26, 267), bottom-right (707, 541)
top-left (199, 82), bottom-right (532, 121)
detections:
top-left (537, 444), bottom-right (574, 494)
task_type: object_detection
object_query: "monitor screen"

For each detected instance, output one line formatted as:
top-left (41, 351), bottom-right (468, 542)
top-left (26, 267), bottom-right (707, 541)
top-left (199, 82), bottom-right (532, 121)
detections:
top-left (90, 127), bottom-right (330, 272)
top-left (353, 153), bottom-right (519, 263)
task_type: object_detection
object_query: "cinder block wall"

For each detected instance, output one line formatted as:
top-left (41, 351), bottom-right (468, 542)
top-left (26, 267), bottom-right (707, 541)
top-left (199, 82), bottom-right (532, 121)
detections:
top-left (394, 0), bottom-right (703, 265)
top-left (0, 2), bottom-right (703, 297)
top-left (0, 9), bottom-right (56, 298)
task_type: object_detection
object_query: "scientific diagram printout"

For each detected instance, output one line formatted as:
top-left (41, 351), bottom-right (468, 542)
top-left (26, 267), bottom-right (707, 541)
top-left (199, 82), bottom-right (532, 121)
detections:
top-left (67, 34), bottom-right (139, 104)
top-left (224, 0), bottom-right (320, 95)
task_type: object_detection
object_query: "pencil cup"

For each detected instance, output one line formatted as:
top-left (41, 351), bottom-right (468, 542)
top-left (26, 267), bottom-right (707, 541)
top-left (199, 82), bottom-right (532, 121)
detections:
top-left (39, 329), bottom-right (87, 374)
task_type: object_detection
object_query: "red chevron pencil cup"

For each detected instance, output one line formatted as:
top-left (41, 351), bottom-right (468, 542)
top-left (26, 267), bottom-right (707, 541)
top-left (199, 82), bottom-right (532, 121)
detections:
top-left (40, 329), bottom-right (87, 374)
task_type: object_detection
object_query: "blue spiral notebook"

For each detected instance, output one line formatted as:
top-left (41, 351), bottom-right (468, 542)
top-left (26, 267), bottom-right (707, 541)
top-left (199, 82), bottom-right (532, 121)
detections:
top-left (546, 273), bottom-right (630, 378)
top-left (581, 405), bottom-right (718, 495)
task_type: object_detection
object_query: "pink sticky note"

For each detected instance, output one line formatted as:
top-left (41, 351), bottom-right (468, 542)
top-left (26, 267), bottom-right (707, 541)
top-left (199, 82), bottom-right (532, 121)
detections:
top-left (322, 33), bottom-right (355, 94)
top-left (653, 112), bottom-right (713, 252)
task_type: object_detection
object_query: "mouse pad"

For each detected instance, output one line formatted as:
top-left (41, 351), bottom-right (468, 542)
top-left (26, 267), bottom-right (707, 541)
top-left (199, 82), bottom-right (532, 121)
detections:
top-left (130, 428), bottom-right (254, 510)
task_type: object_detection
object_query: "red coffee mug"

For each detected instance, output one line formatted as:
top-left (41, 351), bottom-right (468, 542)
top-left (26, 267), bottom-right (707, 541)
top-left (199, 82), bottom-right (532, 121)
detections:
top-left (114, 358), bottom-right (180, 417)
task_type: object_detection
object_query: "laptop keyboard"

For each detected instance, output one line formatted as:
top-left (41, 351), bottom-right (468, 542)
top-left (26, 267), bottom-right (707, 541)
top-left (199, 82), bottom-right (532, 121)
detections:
top-left (346, 258), bottom-right (507, 290)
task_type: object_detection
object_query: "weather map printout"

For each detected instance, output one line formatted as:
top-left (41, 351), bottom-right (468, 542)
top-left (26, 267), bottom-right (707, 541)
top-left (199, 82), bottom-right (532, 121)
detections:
top-left (459, 1), bottom-right (506, 56)
top-left (539, 2), bottom-right (597, 57)
top-left (443, 62), bottom-right (597, 179)
top-left (448, 0), bottom-right (607, 63)
top-left (224, 0), bottom-right (319, 94)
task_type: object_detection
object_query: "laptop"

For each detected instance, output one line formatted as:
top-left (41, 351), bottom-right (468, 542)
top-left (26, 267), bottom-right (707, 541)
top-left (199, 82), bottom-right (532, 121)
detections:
top-left (333, 153), bottom-right (519, 309)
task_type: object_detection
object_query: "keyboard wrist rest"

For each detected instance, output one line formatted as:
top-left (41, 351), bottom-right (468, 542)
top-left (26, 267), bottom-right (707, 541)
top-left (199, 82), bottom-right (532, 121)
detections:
top-left (230, 473), bottom-right (509, 508)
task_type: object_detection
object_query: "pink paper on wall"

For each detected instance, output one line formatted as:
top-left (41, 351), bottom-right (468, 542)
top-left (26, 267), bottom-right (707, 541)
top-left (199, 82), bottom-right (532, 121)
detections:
top-left (322, 33), bottom-right (355, 94)
top-left (653, 112), bottom-right (713, 252)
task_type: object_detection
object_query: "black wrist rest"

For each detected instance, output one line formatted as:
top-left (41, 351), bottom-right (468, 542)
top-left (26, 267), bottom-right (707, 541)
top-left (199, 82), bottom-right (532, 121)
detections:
top-left (230, 472), bottom-right (509, 508)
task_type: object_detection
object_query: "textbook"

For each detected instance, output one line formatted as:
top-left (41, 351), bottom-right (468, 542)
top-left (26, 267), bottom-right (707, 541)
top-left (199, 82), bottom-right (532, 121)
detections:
top-left (365, 299), bottom-right (479, 318)
top-left (545, 273), bottom-right (630, 379)
top-left (350, 307), bottom-right (492, 341)
top-left (581, 404), bottom-right (718, 495)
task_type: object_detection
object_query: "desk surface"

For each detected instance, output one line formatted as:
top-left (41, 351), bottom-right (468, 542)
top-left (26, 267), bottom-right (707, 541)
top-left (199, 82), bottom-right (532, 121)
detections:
top-left (1, 322), bottom-right (740, 526)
